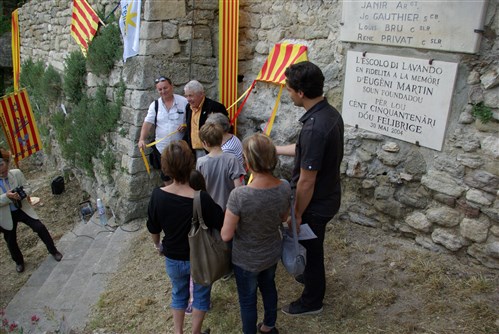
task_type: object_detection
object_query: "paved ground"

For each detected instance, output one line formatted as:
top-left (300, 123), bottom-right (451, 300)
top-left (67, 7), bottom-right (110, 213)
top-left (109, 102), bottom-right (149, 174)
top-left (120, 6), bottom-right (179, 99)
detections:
top-left (4, 213), bottom-right (142, 333)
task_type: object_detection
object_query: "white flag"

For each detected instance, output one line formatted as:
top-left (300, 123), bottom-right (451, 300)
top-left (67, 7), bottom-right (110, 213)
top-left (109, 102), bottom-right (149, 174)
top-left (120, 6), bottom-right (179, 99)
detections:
top-left (119, 0), bottom-right (141, 62)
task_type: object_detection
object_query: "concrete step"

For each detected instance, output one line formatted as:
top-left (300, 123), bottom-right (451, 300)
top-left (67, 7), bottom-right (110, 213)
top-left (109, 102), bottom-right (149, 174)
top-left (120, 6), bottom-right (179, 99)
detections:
top-left (5, 215), bottom-right (141, 333)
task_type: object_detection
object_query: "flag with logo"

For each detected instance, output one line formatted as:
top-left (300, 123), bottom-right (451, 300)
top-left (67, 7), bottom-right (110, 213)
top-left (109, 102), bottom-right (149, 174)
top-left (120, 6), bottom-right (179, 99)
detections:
top-left (0, 89), bottom-right (42, 163)
top-left (11, 9), bottom-right (20, 92)
top-left (71, 0), bottom-right (100, 56)
top-left (119, 0), bottom-right (141, 62)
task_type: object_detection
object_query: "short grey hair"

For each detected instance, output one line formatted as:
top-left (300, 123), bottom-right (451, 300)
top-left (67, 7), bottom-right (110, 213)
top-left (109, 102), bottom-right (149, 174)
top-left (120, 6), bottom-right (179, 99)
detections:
top-left (184, 80), bottom-right (205, 94)
top-left (206, 113), bottom-right (231, 133)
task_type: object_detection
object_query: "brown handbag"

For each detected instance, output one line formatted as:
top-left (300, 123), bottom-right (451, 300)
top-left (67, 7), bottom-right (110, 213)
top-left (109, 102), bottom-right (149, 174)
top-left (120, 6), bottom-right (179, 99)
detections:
top-left (188, 191), bottom-right (231, 286)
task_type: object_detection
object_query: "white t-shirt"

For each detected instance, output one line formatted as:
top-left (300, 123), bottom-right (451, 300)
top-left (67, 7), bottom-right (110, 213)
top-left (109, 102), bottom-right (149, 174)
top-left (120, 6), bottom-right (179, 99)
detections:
top-left (144, 94), bottom-right (188, 153)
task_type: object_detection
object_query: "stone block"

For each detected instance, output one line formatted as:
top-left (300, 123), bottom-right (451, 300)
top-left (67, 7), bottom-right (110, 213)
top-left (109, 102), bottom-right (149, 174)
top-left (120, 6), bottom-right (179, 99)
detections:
top-left (162, 22), bottom-right (178, 39)
top-left (115, 173), bottom-right (153, 200)
top-left (480, 67), bottom-right (499, 89)
top-left (117, 136), bottom-right (140, 158)
top-left (374, 183), bottom-right (394, 200)
top-left (460, 217), bottom-right (490, 243)
top-left (415, 236), bottom-right (449, 253)
top-left (140, 21), bottom-right (163, 40)
top-left (348, 212), bottom-right (379, 228)
top-left (345, 156), bottom-right (367, 178)
top-left (121, 106), bottom-right (146, 127)
top-left (431, 228), bottom-right (466, 251)
top-left (433, 155), bottom-right (465, 179)
top-left (466, 189), bottom-right (494, 206)
top-left (140, 39), bottom-right (180, 57)
top-left (456, 154), bottom-right (484, 169)
top-left (455, 199), bottom-right (481, 219)
top-left (481, 207), bottom-right (499, 223)
top-left (406, 212), bottom-right (432, 233)
top-left (468, 85), bottom-right (483, 104)
top-left (144, 0), bottom-right (186, 20)
top-left (483, 86), bottom-right (499, 107)
top-left (179, 26), bottom-right (192, 41)
top-left (396, 186), bottom-right (429, 209)
top-left (361, 179), bottom-right (377, 189)
top-left (121, 155), bottom-right (146, 175)
top-left (464, 170), bottom-right (499, 195)
top-left (467, 243), bottom-right (499, 269)
top-left (130, 90), bottom-right (156, 110)
top-left (404, 149), bottom-right (428, 176)
top-left (374, 199), bottom-right (404, 219)
top-left (376, 149), bottom-right (405, 167)
top-left (481, 136), bottom-right (499, 159)
top-left (453, 131), bottom-right (481, 152)
top-left (426, 207), bottom-right (462, 227)
top-left (421, 170), bottom-right (466, 198)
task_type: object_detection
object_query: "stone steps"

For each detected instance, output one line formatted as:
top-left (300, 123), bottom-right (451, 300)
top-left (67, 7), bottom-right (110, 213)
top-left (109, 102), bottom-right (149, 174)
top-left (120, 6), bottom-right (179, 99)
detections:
top-left (5, 215), bottom-right (140, 333)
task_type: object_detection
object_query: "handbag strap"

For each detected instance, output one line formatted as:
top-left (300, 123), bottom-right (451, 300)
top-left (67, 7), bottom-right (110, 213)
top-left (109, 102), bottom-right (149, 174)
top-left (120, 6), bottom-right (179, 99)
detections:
top-left (192, 190), bottom-right (207, 229)
top-left (281, 179), bottom-right (301, 254)
top-left (289, 192), bottom-right (301, 255)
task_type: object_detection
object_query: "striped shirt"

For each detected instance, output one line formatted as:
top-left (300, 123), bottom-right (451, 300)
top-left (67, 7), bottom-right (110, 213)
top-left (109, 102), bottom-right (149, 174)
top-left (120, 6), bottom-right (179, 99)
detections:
top-left (222, 135), bottom-right (244, 169)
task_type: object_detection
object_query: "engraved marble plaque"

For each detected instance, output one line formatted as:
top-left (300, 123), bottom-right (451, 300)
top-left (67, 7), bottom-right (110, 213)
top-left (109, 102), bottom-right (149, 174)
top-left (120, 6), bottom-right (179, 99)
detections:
top-left (340, 0), bottom-right (488, 53)
top-left (342, 51), bottom-right (458, 151)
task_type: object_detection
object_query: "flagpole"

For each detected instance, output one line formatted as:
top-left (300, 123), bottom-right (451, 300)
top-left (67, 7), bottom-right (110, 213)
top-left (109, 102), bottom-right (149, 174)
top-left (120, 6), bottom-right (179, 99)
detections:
top-left (104, 1), bottom-right (121, 23)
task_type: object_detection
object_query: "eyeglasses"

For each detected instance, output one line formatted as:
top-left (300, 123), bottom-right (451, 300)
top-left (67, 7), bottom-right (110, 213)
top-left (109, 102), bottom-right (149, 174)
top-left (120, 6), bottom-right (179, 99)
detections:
top-left (155, 76), bottom-right (171, 84)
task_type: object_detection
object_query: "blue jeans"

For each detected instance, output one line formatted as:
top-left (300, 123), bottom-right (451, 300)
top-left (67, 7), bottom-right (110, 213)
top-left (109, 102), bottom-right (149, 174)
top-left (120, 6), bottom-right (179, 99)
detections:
top-left (234, 263), bottom-right (278, 334)
top-left (298, 212), bottom-right (332, 309)
top-left (165, 257), bottom-right (211, 311)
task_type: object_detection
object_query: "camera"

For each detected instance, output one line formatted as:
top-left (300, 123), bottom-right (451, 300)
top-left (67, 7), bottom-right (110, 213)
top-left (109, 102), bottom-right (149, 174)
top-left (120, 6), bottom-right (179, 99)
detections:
top-left (12, 186), bottom-right (27, 209)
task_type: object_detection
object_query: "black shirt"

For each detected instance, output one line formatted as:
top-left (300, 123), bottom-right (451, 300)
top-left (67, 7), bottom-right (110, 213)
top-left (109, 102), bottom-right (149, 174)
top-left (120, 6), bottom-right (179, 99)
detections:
top-left (291, 99), bottom-right (344, 217)
top-left (147, 189), bottom-right (223, 261)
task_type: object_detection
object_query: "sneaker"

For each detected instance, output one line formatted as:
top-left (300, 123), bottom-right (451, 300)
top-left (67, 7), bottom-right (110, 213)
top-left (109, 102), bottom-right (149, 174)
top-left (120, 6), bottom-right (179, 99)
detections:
top-left (52, 251), bottom-right (63, 262)
top-left (185, 303), bottom-right (192, 315)
top-left (201, 329), bottom-right (210, 334)
top-left (16, 263), bottom-right (25, 273)
top-left (294, 274), bottom-right (304, 285)
top-left (257, 322), bottom-right (279, 333)
top-left (281, 300), bottom-right (323, 316)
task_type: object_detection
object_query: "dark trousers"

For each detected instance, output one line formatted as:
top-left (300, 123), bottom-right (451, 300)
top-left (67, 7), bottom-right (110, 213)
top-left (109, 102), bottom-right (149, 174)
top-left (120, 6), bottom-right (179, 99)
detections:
top-left (0, 209), bottom-right (57, 265)
top-left (298, 212), bottom-right (333, 309)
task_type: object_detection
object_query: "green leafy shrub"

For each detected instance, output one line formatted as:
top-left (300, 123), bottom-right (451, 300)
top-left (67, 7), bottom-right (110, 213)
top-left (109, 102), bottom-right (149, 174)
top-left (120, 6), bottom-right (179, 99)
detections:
top-left (53, 84), bottom-right (123, 175)
top-left (41, 65), bottom-right (62, 107)
top-left (86, 22), bottom-right (122, 76)
top-left (471, 102), bottom-right (493, 124)
top-left (63, 51), bottom-right (86, 104)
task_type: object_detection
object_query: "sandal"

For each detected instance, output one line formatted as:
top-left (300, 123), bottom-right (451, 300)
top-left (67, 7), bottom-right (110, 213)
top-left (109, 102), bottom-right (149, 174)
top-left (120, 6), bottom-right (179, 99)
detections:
top-left (257, 322), bottom-right (279, 334)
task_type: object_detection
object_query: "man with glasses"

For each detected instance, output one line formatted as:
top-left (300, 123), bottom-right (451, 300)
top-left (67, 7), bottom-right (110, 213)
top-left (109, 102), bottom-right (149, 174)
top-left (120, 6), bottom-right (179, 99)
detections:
top-left (183, 80), bottom-right (229, 159)
top-left (138, 76), bottom-right (188, 179)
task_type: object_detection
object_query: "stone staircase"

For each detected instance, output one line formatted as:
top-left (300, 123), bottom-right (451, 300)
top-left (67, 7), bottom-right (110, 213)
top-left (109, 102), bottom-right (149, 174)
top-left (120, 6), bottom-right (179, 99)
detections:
top-left (4, 214), bottom-right (141, 333)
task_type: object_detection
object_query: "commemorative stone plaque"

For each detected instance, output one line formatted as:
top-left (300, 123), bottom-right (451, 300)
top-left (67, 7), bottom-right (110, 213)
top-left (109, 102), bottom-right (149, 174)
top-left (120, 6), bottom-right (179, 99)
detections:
top-left (340, 0), bottom-right (488, 53)
top-left (342, 51), bottom-right (458, 151)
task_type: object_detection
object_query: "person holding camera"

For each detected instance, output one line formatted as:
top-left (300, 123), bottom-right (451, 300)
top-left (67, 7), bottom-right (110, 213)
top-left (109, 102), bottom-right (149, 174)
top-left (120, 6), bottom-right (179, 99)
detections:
top-left (0, 148), bottom-right (62, 273)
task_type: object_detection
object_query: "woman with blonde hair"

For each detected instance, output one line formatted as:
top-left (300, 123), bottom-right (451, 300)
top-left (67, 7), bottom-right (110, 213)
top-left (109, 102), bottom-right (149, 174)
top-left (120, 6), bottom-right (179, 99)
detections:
top-left (147, 140), bottom-right (223, 334)
top-left (222, 134), bottom-right (291, 334)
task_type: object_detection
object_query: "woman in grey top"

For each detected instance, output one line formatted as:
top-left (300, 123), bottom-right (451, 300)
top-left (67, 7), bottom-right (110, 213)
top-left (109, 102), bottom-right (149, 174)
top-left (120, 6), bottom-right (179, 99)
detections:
top-left (222, 134), bottom-right (291, 334)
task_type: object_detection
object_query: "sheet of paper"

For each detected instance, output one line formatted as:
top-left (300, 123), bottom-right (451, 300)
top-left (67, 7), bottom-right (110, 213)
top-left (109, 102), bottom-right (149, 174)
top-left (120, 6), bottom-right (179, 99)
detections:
top-left (283, 224), bottom-right (317, 240)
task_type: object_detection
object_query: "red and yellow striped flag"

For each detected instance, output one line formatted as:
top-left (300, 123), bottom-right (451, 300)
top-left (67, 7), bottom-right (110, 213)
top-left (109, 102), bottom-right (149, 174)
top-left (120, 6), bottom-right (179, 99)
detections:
top-left (0, 89), bottom-right (42, 163)
top-left (71, 0), bottom-right (100, 56)
top-left (11, 9), bottom-right (20, 92)
top-left (256, 43), bottom-right (308, 84)
top-left (218, 0), bottom-right (239, 120)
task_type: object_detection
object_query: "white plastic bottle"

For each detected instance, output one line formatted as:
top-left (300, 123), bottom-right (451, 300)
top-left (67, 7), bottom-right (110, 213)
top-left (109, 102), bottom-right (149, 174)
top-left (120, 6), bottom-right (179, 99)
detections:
top-left (96, 198), bottom-right (107, 225)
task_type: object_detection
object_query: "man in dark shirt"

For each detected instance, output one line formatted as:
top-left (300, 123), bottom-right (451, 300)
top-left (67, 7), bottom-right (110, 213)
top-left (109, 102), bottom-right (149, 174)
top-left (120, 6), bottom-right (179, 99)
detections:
top-left (183, 80), bottom-right (228, 159)
top-left (277, 61), bottom-right (344, 316)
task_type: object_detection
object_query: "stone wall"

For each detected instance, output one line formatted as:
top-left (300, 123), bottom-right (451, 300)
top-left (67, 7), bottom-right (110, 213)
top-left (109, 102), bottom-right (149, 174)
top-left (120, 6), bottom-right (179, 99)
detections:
top-left (17, 0), bottom-right (498, 268)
